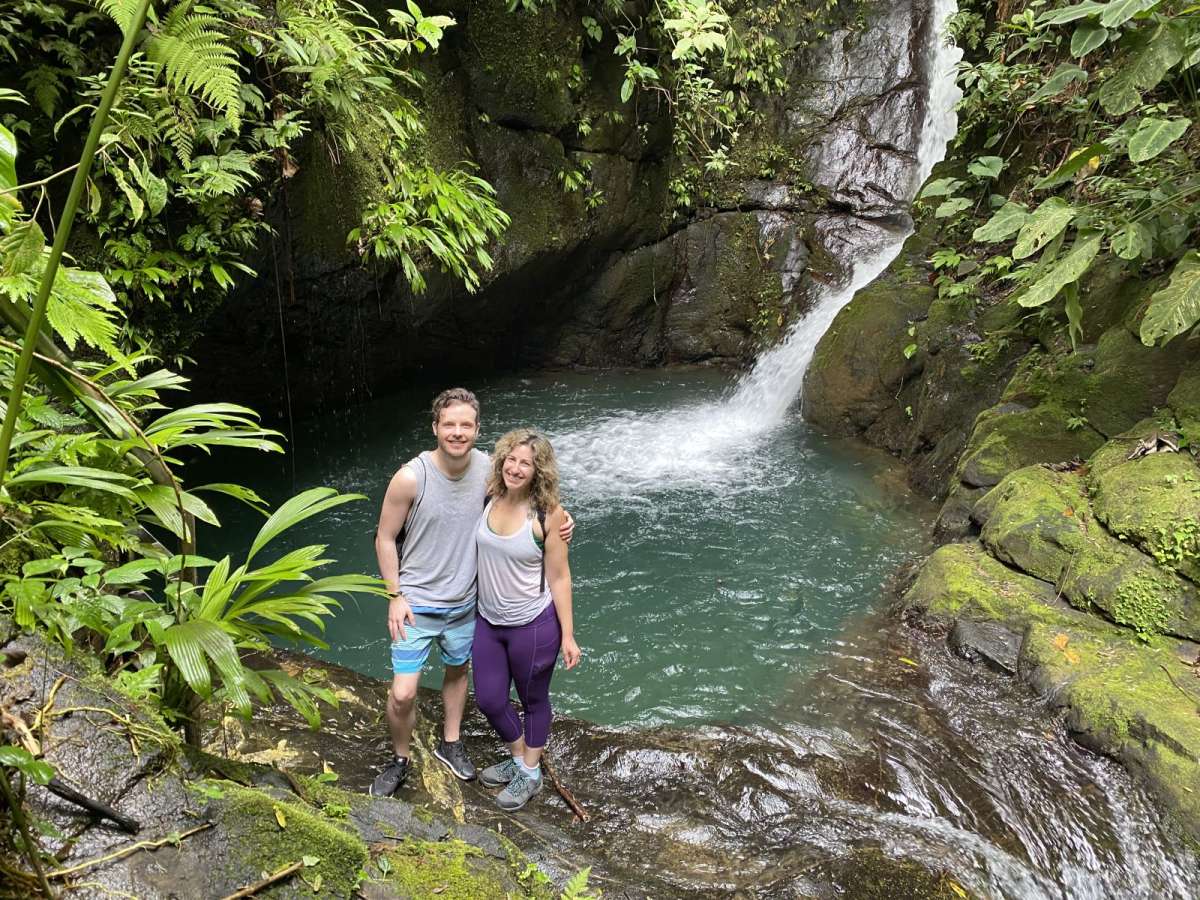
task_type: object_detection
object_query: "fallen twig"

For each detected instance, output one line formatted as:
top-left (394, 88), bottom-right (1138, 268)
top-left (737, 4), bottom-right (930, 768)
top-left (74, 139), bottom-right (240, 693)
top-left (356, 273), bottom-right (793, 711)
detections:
top-left (47, 822), bottom-right (212, 879)
top-left (541, 757), bottom-right (589, 823)
top-left (1160, 664), bottom-right (1200, 714)
top-left (32, 675), bottom-right (68, 736)
top-left (46, 777), bottom-right (140, 834)
top-left (218, 861), bottom-right (304, 899)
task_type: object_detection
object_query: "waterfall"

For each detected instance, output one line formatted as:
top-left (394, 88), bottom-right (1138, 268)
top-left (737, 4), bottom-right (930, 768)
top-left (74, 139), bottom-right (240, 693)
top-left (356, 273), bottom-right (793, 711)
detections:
top-left (552, 0), bottom-right (962, 500)
top-left (727, 0), bottom-right (963, 423)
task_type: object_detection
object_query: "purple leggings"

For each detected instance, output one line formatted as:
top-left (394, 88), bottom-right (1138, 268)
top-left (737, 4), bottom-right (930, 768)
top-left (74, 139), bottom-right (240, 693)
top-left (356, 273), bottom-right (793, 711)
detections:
top-left (472, 603), bottom-right (561, 748)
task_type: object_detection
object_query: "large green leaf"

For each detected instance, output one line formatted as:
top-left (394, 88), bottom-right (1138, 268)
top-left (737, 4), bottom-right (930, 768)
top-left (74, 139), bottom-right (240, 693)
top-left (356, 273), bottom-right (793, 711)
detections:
top-left (1016, 232), bottom-right (1102, 308)
top-left (1034, 143), bottom-right (1109, 189)
top-left (1111, 221), bottom-right (1153, 259)
top-left (973, 202), bottom-right (1029, 242)
top-left (1026, 65), bottom-right (1088, 105)
top-left (1098, 23), bottom-right (1184, 114)
top-left (0, 745), bottom-right (54, 784)
top-left (1127, 116), bottom-right (1191, 162)
top-left (1, 221), bottom-right (45, 277)
top-left (6, 465), bottom-right (139, 498)
top-left (1038, 2), bottom-right (1106, 25)
top-left (247, 488), bottom-right (365, 563)
top-left (162, 619), bottom-right (249, 713)
top-left (1013, 197), bottom-right (1077, 259)
top-left (1071, 22), bottom-right (1109, 56)
top-left (1098, 0), bottom-right (1162, 28)
top-left (1140, 251), bottom-right (1200, 345)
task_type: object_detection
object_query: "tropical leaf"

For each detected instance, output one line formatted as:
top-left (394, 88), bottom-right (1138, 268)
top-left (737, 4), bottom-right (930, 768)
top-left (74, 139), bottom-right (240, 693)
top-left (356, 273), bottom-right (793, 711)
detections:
top-left (0, 745), bottom-right (54, 784)
top-left (5, 465), bottom-right (139, 498)
top-left (1127, 116), bottom-right (1191, 162)
top-left (147, 7), bottom-right (244, 128)
top-left (92, 0), bottom-right (149, 35)
top-left (0, 124), bottom-right (17, 199)
top-left (1034, 143), bottom-right (1109, 189)
top-left (1098, 0), bottom-right (1162, 28)
top-left (1071, 22), bottom-right (1109, 56)
top-left (1026, 64), bottom-right (1087, 105)
top-left (1140, 250), bottom-right (1200, 345)
top-left (257, 668), bottom-right (337, 729)
top-left (1013, 197), bottom-right (1077, 259)
top-left (1, 221), bottom-right (45, 277)
top-left (247, 488), bottom-right (365, 563)
top-left (162, 619), bottom-right (249, 713)
top-left (1016, 232), bottom-right (1102, 308)
top-left (1038, 1), bottom-right (1106, 25)
top-left (1111, 221), bottom-right (1153, 259)
top-left (974, 201), bottom-right (1029, 242)
top-left (967, 156), bottom-right (1004, 179)
top-left (1098, 23), bottom-right (1184, 115)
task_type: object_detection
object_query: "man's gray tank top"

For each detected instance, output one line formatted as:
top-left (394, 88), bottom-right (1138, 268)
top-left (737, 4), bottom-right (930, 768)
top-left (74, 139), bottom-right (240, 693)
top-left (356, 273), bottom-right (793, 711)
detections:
top-left (476, 504), bottom-right (553, 626)
top-left (397, 448), bottom-right (489, 609)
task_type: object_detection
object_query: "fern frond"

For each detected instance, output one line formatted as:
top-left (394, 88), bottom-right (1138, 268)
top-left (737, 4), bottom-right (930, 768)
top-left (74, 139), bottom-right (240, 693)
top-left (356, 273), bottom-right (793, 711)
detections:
top-left (147, 8), bottom-right (244, 129)
top-left (92, 0), bottom-right (147, 36)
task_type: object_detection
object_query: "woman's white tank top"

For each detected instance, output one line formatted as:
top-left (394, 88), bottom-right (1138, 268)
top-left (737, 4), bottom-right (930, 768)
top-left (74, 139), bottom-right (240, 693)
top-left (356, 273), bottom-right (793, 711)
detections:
top-left (476, 505), bottom-right (552, 626)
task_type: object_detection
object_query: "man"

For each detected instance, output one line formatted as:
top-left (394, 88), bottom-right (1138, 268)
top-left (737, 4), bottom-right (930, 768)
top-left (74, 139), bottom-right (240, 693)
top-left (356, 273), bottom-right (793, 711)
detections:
top-left (369, 388), bottom-right (572, 797)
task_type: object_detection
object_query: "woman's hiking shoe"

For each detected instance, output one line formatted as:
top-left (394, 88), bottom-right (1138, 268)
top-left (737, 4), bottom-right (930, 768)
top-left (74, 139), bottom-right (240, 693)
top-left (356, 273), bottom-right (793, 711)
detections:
top-left (480, 757), bottom-right (520, 788)
top-left (496, 769), bottom-right (542, 811)
top-left (369, 755), bottom-right (410, 798)
top-left (433, 739), bottom-right (476, 781)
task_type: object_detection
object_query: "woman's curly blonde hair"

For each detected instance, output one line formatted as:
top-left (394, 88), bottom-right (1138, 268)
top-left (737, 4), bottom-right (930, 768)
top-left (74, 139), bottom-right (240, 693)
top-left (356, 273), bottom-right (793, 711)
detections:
top-left (487, 428), bottom-right (561, 514)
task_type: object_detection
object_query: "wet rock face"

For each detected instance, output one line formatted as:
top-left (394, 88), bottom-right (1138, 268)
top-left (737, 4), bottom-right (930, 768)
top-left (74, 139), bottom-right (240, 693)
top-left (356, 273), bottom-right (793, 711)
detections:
top-left (187, 0), bottom-right (942, 417)
top-left (0, 627), bottom-right (552, 899)
top-left (790, 1), bottom-right (929, 216)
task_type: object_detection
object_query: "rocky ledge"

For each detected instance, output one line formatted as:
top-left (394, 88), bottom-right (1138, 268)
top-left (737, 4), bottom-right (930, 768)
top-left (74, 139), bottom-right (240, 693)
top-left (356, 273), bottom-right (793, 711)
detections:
top-left (804, 240), bottom-right (1200, 847)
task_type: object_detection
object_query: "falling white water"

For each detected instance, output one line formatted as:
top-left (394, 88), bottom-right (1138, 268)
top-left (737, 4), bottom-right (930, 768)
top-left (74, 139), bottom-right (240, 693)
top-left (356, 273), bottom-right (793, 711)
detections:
top-left (553, 0), bottom-right (963, 501)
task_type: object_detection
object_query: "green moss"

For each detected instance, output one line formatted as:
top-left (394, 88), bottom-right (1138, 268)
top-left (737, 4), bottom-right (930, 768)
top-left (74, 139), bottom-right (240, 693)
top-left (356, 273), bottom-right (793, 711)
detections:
top-left (218, 783), bottom-right (367, 897)
top-left (1111, 572), bottom-right (1172, 641)
top-left (1021, 622), bottom-right (1200, 841)
top-left (1089, 452), bottom-right (1200, 582)
top-left (902, 541), bottom-right (1076, 630)
top-left (465, 0), bottom-right (579, 130)
top-left (373, 838), bottom-right (528, 899)
top-left (977, 466), bottom-right (1089, 584)
top-left (957, 403), bottom-right (1105, 488)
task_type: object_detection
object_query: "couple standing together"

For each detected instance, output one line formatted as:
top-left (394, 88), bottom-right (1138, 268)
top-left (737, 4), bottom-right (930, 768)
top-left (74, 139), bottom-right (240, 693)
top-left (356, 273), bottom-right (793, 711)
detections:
top-left (369, 388), bottom-right (580, 811)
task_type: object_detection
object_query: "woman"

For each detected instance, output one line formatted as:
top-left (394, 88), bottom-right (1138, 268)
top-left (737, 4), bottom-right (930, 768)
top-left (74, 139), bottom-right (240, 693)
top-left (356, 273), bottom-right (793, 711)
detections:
top-left (472, 428), bottom-right (580, 811)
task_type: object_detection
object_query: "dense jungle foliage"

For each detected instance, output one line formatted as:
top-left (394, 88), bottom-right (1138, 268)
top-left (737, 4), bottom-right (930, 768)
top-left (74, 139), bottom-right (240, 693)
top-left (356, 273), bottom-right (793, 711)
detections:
top-left (922, 0), bottom-right (1200, 356)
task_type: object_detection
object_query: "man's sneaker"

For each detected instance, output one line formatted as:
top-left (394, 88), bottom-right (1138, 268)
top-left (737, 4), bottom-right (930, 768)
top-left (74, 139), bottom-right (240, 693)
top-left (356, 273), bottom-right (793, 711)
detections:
top-left (480, 756), bottom-right (520, 788)
top-left (369, 755), bottom-right (410, 798)
top-left (433, 739), bottom-right (476, 781)
top-left (496, 769), bottom-right (542, 811)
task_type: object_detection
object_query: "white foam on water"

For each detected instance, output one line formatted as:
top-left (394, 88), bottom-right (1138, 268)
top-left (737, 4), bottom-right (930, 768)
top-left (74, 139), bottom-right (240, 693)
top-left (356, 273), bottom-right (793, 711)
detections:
top-left (553, 0), bottom-right (963, 503)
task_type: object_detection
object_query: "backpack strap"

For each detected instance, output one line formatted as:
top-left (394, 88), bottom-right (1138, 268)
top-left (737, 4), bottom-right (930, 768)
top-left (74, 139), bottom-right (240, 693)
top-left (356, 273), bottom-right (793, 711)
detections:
top-left (537, 506), bottom-right (547, 594)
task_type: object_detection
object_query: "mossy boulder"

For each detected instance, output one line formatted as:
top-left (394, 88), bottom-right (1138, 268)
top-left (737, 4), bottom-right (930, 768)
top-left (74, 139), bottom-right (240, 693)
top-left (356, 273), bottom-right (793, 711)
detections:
top-left (974, 465), bottom-right (1089, 585)
top-left (210, 783), bottom-right (369, 897)
top-left (804, 237), bottom-right (935, 436)
top-left (1089, 452), bottom-right (1200, 584)
top-left (955, 402), bottom-right (1104, 489)
top-left (1020, 623), bottom-right (1200, 845)
top-left (974, 465), bottom-right (1200, 641)
top-left (902, 540), bottom-right (1078, 631)
top-left (1168, 367), bottom-right (1200, 440)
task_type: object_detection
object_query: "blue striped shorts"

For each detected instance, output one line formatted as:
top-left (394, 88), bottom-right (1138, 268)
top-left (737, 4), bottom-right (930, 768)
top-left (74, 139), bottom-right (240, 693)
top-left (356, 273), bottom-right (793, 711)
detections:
top-left (390, 601), bottom-right (476, 675)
